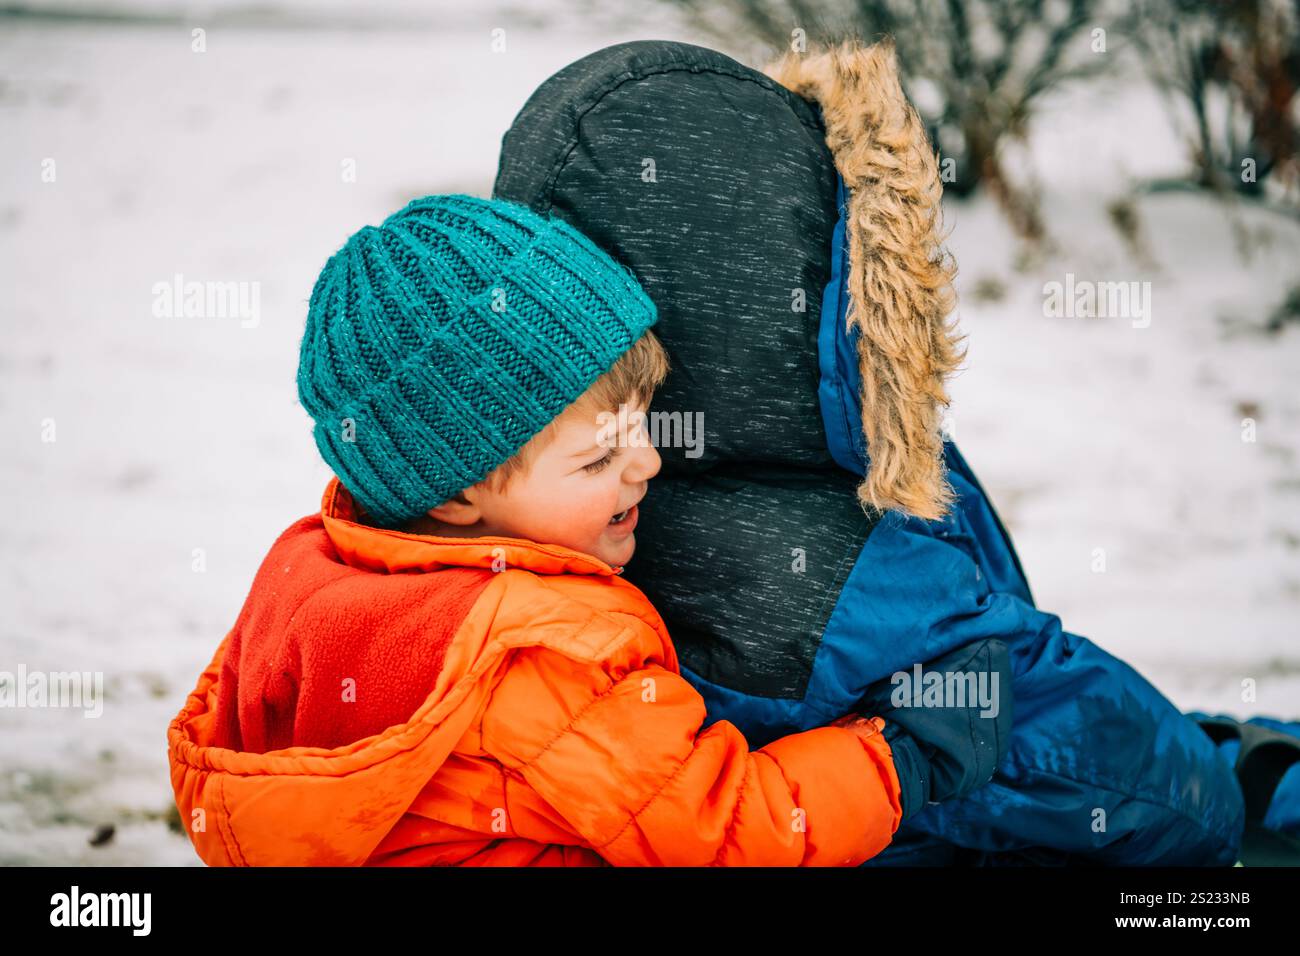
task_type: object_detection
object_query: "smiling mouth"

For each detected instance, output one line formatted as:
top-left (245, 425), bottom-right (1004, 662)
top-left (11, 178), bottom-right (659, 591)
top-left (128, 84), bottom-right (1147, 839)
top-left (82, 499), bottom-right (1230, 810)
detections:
top-left (608, 500), bottom-right (641, 527)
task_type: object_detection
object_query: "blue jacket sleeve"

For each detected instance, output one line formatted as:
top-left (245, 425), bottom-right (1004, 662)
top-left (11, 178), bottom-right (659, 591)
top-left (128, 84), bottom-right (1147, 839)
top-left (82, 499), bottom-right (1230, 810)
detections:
top-left (907, 606), bottom-right (1244, 864)
top-left (833, 507), bottom-right (1246, 865)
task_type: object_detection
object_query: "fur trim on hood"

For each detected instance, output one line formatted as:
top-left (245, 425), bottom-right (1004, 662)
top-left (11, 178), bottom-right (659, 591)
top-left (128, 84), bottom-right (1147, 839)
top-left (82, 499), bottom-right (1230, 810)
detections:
top-left (766, 40), bottom-right (964, 521)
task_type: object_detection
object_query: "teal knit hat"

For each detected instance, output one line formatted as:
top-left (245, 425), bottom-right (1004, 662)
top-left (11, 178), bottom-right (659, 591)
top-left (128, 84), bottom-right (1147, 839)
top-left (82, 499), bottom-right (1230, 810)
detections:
top-left (297, 194), bottom-right (658, 528)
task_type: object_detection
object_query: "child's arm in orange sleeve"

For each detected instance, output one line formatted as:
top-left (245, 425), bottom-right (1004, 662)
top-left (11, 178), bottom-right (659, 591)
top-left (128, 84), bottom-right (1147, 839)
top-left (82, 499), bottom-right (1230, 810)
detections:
top-left (481, 654), bottom-right (903, 866)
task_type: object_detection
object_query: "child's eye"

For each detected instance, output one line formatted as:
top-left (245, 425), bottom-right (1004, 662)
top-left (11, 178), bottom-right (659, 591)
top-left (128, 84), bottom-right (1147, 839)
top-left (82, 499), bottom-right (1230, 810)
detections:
top-left (582, 448), bottom-right (619, 474)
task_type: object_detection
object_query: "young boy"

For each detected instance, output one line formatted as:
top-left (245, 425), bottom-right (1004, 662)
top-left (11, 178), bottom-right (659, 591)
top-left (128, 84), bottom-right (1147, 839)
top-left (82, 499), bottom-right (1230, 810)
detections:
top-left (167, 194), bottom-right (1006, 866)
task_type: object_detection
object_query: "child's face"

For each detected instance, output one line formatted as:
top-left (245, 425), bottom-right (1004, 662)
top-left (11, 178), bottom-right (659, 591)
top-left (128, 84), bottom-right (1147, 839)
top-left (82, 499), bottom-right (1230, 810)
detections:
top-left (428, 393), bottom-right (661, 569)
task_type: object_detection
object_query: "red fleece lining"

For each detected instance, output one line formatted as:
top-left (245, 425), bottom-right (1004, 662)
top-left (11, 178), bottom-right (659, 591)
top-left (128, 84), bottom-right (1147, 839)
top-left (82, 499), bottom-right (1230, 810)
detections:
top-left (211, 518), bottom-right (495, 754)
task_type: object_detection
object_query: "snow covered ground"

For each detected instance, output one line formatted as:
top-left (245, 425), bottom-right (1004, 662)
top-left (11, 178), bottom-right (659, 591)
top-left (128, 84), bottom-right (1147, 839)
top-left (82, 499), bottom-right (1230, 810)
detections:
top-left (1, 4), bottom-right (1297, 865)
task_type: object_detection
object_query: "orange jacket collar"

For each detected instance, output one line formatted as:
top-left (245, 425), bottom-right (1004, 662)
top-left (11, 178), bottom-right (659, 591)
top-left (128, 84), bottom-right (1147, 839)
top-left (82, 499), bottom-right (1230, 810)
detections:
top-left (320, 478), bottom-right (625, 578)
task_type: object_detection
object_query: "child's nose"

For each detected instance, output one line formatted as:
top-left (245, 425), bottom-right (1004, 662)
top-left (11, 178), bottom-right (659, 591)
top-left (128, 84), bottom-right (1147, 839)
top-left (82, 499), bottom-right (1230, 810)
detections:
top-left (627, 440), bottom-right (660, 483)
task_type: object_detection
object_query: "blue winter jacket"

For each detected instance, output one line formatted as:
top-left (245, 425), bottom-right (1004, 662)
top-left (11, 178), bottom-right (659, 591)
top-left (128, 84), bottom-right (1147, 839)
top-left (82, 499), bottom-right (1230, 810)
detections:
top-left (683, 176), bottom-right (1247, 865)
top-left (491, 38), bottom-right (1295, 866)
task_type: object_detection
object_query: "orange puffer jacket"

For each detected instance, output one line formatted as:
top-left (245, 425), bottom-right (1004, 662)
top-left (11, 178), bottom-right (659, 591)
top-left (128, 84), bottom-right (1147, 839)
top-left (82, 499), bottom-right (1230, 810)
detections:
top-left (167, 479), bottom-right (904, 866)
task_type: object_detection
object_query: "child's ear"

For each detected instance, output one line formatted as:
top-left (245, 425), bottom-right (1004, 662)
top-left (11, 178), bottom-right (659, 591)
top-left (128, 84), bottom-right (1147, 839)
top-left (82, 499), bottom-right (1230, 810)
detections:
top-left (427, 490), bottom-right (481, 526)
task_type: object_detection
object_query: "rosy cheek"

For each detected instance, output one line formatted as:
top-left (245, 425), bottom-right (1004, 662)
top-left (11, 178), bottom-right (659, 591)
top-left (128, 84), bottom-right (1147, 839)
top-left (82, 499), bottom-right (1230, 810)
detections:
top-left (545, 490), bottom-right (605, 533)
top-left (578, 481), bottom-right (620, 531)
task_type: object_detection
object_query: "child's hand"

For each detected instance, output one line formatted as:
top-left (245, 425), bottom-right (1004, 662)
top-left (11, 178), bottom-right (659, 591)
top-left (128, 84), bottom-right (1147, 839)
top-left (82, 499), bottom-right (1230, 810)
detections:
top-left (856, 638), bottom-right (1013, 814)
top-left (830, 713), bottom-right (883, 732)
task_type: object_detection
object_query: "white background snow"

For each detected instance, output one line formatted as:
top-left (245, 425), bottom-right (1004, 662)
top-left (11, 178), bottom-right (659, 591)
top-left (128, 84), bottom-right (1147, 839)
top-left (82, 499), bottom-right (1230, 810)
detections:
top-left (1, 1), bottom-right (1297, 864)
